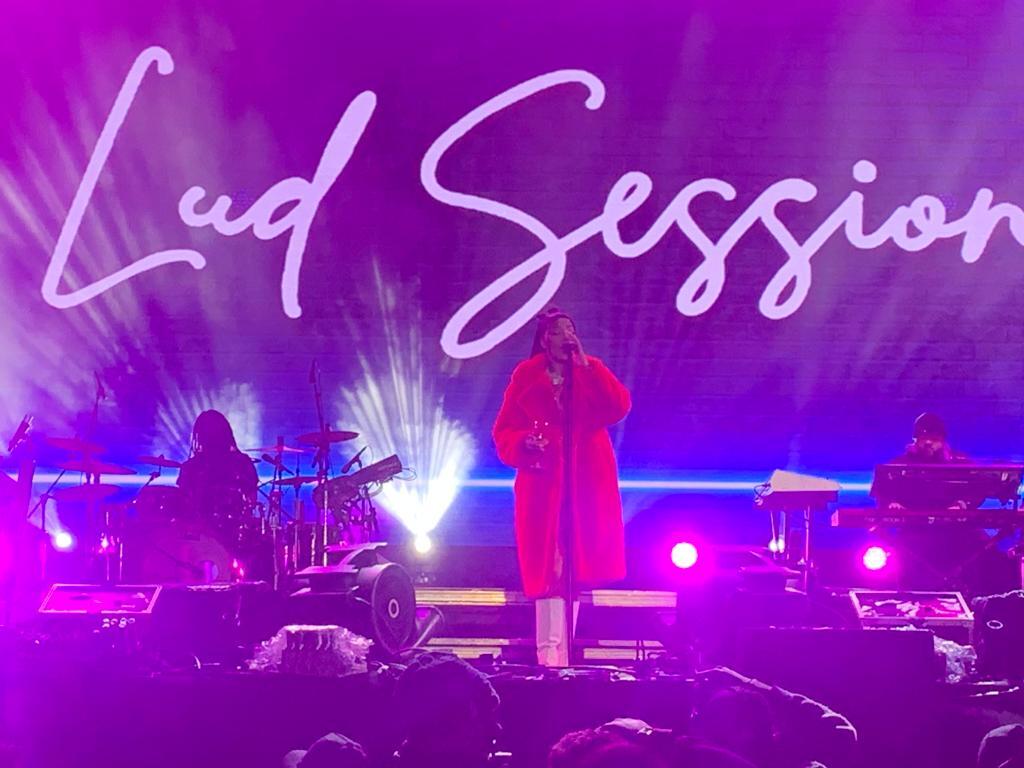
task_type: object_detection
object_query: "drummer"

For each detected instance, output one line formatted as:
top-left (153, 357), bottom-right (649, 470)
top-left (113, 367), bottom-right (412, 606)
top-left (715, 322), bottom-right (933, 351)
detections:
top-left (177, 410), bottom-right (258, 523)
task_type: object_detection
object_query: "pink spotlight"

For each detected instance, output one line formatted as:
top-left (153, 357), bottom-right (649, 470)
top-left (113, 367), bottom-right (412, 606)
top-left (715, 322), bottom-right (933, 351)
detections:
top-left (671, 542), bottom-right (700, 570)
top-left (862, 546), bottom-right (889, 571)
top-left (52, 531), bottom-right (75, 551)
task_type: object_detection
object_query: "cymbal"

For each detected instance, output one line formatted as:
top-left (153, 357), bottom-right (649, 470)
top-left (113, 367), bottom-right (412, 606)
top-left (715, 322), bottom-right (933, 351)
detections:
top-left (138, 455), bottom-right (183, 469)
top-left (58, 458), bottom-right (137, 476)
top-left (47, 436), bottom-right (104, 454)
top-left (54, 484), bottom-right (120, 502)
top-left (271, 475), bottom-right (320, 487)
top-left (244, 444), bottom-right (309, 454)
top-left (296, 430), bottom-right (359, 447)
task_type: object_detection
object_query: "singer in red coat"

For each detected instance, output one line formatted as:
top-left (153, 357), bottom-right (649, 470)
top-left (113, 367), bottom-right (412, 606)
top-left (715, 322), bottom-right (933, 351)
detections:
top-left (492, 311), bottom-right (630, 599)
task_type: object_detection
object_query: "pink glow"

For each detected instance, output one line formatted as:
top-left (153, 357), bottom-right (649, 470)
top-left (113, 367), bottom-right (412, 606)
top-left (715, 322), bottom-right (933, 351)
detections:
top-left (862, 546), bottom-right (889, 571)
top-left (671, 541), bottom-right (700, 570)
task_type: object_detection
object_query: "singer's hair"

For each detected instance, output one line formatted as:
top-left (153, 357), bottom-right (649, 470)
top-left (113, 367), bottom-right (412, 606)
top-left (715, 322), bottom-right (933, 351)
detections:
top-left (190, 410), bottom-right (239, 456)
top-left (530, 307), bottom-right (575, 357)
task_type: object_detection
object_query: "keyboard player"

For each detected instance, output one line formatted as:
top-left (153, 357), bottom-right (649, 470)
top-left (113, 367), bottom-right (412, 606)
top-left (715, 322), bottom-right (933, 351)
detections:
top-left (875, 412), bottom-right (1016, 594)
top-left (884, 412), bottom-right (973, 510)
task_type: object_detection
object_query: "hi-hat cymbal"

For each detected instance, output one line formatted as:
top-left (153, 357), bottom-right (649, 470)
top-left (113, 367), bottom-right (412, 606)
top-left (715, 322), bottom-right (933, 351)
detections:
top-left (47, 436), bottom-right (104, 454)
top-left (138, 455), bottom-right (183, 469)
top-left (58, 458), bottom-right (137, 476)
top-left (54, 484), bottom-right (120, 502)
top-left (271, 475), bottom-right (320, 487)
top-left (244, 444), bottom-right (309, 454)
top-left (296, 430), bottom-right (359, 447)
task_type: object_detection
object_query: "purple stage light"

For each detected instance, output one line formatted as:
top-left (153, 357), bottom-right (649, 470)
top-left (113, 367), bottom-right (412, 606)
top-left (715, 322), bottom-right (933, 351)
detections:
top-left (862, 546), bottom-right (889, 571)
top-left (671, 541), bottom-right (700, 570)
top-left (52, 531), bottom-right (74, 551)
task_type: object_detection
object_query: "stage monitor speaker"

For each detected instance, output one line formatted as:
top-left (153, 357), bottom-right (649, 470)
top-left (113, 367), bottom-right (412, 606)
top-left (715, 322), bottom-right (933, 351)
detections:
top-left (973, 589), bottom-right (1024, 679)
top-left (39, 583), bottom-right (162, 615)
top-left (291, 543), bottom-right (417, 657)
top-left (850, 589), bottom-right (973, 643)
top-left (37, 582), bottom-right (281, 665)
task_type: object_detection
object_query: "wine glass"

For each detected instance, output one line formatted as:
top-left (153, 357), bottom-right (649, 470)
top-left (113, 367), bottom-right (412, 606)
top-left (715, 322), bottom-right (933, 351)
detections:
top-left (527, 420), bottom-right (549, 471)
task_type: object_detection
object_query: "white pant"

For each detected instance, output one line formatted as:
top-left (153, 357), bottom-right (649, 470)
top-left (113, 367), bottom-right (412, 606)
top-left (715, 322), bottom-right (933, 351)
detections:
top-left (535, 597), bottom-right (580, 667)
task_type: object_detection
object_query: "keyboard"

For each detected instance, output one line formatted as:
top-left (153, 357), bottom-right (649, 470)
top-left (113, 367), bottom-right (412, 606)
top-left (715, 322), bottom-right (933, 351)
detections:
top-left (832, 507), bottom-right (1024, 528)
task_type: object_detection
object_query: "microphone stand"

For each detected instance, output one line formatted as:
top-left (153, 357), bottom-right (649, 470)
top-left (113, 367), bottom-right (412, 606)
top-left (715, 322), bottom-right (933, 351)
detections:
top-left (561, 354), bottom-right (576, 667)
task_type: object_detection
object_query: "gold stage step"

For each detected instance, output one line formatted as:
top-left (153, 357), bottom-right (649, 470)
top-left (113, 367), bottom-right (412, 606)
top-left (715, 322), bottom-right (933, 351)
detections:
top-left (424, 636), bottom-right (667, 661)
top-left (416, 587), bottom-right (677, 609)
top-left (415, 588), bottom-right (675, 662)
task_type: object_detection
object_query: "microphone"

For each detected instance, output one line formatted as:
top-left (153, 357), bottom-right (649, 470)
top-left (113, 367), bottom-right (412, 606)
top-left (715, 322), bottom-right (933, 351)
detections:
top-left (308, 359), bottom-right (318, 384)
top-left (341, 445), bottom-right (368, 474)
top-left (562, 339), bottom-right (578, 354)
top-left (7, 415), bottom-right (32, 453)
top-left (95, 372), bottom-right (107, 401)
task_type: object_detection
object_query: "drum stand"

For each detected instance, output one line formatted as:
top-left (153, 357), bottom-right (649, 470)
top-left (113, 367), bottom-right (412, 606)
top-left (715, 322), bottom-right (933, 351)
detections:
top-left (341, 487), bottom-right (379, 544)
top-left (266, 486), bottom-right (283, 590)
top-left (87, 471), bottom-right (122, 584)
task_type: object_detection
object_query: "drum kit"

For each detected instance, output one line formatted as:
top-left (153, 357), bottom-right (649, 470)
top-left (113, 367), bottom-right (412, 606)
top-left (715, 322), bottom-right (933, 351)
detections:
top-left (34, 427), bottom-right (403, 589)
top-left (8, 363), bottom-right (404, 589)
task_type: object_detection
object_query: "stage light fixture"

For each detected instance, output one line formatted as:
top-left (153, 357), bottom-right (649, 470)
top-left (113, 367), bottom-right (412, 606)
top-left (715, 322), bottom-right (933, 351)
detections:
top-left (862, 545), bottom-right (889, 571)
top-left (337, 261), bottom-right (476, 546)
top-left (413, 534), bottom-right (432, 555)
top-left (52, 530), bottom-right (75, 551)
top-left (671, 541), bottom-right (699, 570)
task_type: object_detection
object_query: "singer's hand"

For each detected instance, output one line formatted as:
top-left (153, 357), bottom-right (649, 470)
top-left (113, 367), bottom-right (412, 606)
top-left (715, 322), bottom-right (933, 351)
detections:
top-left (570, 337), bottom-right (588, 366)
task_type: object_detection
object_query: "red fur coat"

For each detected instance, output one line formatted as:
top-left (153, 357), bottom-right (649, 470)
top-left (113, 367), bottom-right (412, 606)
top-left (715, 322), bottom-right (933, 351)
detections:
top-left (492, 354), bottom-right (630, 598)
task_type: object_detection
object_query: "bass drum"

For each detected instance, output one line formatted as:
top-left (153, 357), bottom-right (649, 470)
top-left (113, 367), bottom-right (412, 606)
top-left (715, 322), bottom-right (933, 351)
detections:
top-left (126, 518), bottom-right (235, 584)
top-left (125, 486), bottom-right (235, 584)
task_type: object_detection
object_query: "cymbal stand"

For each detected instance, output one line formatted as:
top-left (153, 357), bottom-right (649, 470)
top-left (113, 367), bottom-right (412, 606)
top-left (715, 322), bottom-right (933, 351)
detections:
top-left (268, 444), bottom-right (287, 589)
top-left (135, 467), bottom-right (161, 496)
top-left (27, 467), bottom-right (67, 532)
top-left (309, 361), bottom-right (333, 566)
top-left (87, 470), bottom-right (121, 584)
top-left (85, 376), bottom-right (119, 581)
top-left (353, 486), bottom-right (379, 541)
